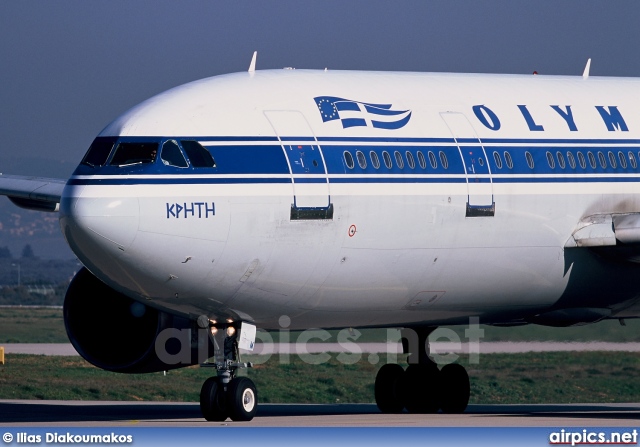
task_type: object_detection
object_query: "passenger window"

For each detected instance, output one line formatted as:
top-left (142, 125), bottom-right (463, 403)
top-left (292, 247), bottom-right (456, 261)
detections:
top-left (546, 151), bottom-right (555, 169)
top-left (504, 151), bottom-right (513, 169)
top-left (370, 151), bottom-right (380, 169)
top-left (82, 137), bottom-right (117, 167)
top-left (428, 151), bottom-right (437, 169)
top-left (344, 151), bottom-right (355, 169)
top-left (439, 151), bottom-right (449, 169)
top-left (608, 151), bottom-right (617, 169)
top-left (577, 152), bottom-right (587, 169)
top-left (161, 140), bottom-right (188, 168)
top-left (406, 151), bottom-right (416, 169)
top-left (417, 151), bottom-right (426, 169)
top-left (382, 151), bottom-right (392, 169)
top-left (356, 150), bottom-right (367, 169)
top-left (629, 151), bottom-right (637, 169)
top-left (588, 151), bottom-right (597, 168)
top-left (394, 151), bottom-right (404, 169)
top-left (556, 151), bottom-right (566, 169)
top-left (525, 151), bottom-right (534, 169)
top-left (598, 151), bottom-right (607, 169)
top-left (181, 140), bottom-right (215, 167)
top-left (566, 152), bottom-right (576, 169)
top-left (110, 142), bottom-right (159, 166)
top-left (618, 151), bottom-right (627, 169)
top-left (493, 152), bottom-right (502, 169)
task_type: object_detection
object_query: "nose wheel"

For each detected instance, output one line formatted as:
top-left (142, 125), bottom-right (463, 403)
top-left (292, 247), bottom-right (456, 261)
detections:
top-left (200, 376), bottom-right (227, 421)
top-left (227, 377), bottom-right (258, 421)
top-left (200, 374), bottom-right (258, 422)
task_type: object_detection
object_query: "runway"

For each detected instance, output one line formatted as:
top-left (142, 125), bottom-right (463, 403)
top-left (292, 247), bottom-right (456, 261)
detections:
top-left (1, 400), bottom-right (639, 427)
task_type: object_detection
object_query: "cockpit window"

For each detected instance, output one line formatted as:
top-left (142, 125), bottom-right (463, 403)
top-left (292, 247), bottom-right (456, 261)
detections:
top-left (109, 142), bottom-right (159, 166)
top-left (81, 137), bottom-right (117, 167)
top-left (160, 140), bottom-right (188, 168)
top-left (181, 140), bottom-right (216, 167)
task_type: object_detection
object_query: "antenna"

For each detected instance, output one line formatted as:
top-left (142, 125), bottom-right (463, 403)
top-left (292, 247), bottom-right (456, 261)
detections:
top-left (583, 58), bottom-right (591, 79)
top-left (248, 51), bottom-right (257, 73)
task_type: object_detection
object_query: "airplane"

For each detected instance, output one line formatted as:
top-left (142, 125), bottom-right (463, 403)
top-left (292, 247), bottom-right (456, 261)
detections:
top-left (2, 53), bottom-right (640, 421)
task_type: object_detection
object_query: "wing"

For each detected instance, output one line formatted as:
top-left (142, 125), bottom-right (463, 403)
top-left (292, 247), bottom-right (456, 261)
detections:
top-left (0, 174), bottom-right (66, 212)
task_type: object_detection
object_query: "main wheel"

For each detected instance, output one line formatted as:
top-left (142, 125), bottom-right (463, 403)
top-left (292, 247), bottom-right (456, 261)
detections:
top-left (227, 377), bottom-right (258, 421)
top-left (403, 363), bottom-right (441, 413)
top-left (440, 363), bottom-right (470, 414)
top-left (375, 363), bottom-right (405, 413)
top-left (200, 377), bottom-right (228, 421)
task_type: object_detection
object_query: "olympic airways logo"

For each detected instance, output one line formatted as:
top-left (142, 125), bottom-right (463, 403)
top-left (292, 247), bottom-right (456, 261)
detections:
top-left (314, 96), bottom-right (412, 130)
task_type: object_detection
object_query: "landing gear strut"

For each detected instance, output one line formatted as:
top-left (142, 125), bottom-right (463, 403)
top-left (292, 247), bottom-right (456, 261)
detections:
top-left (375, 327), bottom-right (470, 414)
top-left (199, 325), bottom-right (257, 422)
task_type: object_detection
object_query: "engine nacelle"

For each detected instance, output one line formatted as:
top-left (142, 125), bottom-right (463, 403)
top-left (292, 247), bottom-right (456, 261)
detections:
top-left (64, 267), bottom-right (214, 373)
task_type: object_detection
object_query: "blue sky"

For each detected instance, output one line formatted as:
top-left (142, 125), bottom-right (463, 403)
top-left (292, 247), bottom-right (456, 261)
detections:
top-left (1, 1), bottom-right (639, 177)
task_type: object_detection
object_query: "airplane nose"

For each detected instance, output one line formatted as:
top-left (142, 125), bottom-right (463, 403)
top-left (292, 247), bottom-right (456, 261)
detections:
top-left (60, 184), bottom-right (139, 257)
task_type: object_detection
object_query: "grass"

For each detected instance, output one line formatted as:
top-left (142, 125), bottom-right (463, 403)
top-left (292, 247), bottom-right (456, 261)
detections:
top-left (1, 352), bottom-right (639, 404)
top-left (0, 307), bottom-right (67, 343)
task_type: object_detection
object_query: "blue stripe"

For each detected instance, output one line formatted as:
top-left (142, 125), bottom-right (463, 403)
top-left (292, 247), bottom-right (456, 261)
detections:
top-left (104, 135), bottom-right (640, 145)
top-left (328, 177), bottom-right (465, 184)
top-left (492, 176), bottom-right (640, 183)
top-left (202, 136), bottom-right (279, 142)
top-left (454, 138), bottom-right (481, 144)
top-left (72, 136), bottom-right (640, 180)
top-left (293, 178), bottom-right (328, 184)
top-left (315, 136), bottom-right (640, 145)
top-left (317, 136), bottom-right (454, 143)
top-left (480, 138), bottom-right (640, 144)
top-left (68, 177), bottom-right (291, 186)
top-left (280, 137), bottom-right (316, 142)
top-left (68, 175), bottom-right (640, 187)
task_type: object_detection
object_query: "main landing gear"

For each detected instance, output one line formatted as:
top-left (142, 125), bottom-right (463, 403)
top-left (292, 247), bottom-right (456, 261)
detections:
top-left (199, 325), bottom-right (257, 422)
top-left (375, 327), bottom-right (470, 414)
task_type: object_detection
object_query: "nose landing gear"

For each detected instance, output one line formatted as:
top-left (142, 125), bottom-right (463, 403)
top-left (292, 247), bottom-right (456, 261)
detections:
top-left (375, 327), bottom-right (470, 414)
top-left (199, 323), bottom-right (257, 422)
top-left (200, 367), bottom-right (258, 421)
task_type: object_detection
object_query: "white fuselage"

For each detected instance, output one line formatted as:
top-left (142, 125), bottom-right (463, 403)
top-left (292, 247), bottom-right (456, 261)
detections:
top-left (59, 70), bottom-right (640, 330)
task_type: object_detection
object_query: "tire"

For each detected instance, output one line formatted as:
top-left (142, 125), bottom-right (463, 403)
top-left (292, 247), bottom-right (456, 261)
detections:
top-left (374, 363), bottom-right (405, 413)
top-left (440, 363), bottom-right (470, 414)
top-left (200, 377), bottom-right (228, 421)
top-left (403, 363), bottom-right (441, 413)
top-left (227, 377), bottom-right (258, 421)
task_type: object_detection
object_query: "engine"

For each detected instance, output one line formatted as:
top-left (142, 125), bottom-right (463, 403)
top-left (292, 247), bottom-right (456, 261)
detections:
top-left (64, 267), bottom-right (213, 373)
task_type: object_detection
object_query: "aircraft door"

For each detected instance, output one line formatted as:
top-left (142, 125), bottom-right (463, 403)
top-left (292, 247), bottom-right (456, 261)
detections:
top-left (265, 111), bottom-right (333, 219)
top-left (440, 112), bottom-right (495, 217)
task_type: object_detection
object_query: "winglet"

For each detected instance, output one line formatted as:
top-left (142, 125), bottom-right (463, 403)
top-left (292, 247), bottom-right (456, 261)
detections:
top-left (248, 51), bottom-right (257, 73)
top-left (583, 58), bottom-right (591, 79)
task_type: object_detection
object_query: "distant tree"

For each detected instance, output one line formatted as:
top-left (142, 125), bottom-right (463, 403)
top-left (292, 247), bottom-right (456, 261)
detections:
top-left (21, 244), bottom-right (35, 259)
top-left (0, 246), bottom-right (11, 259)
